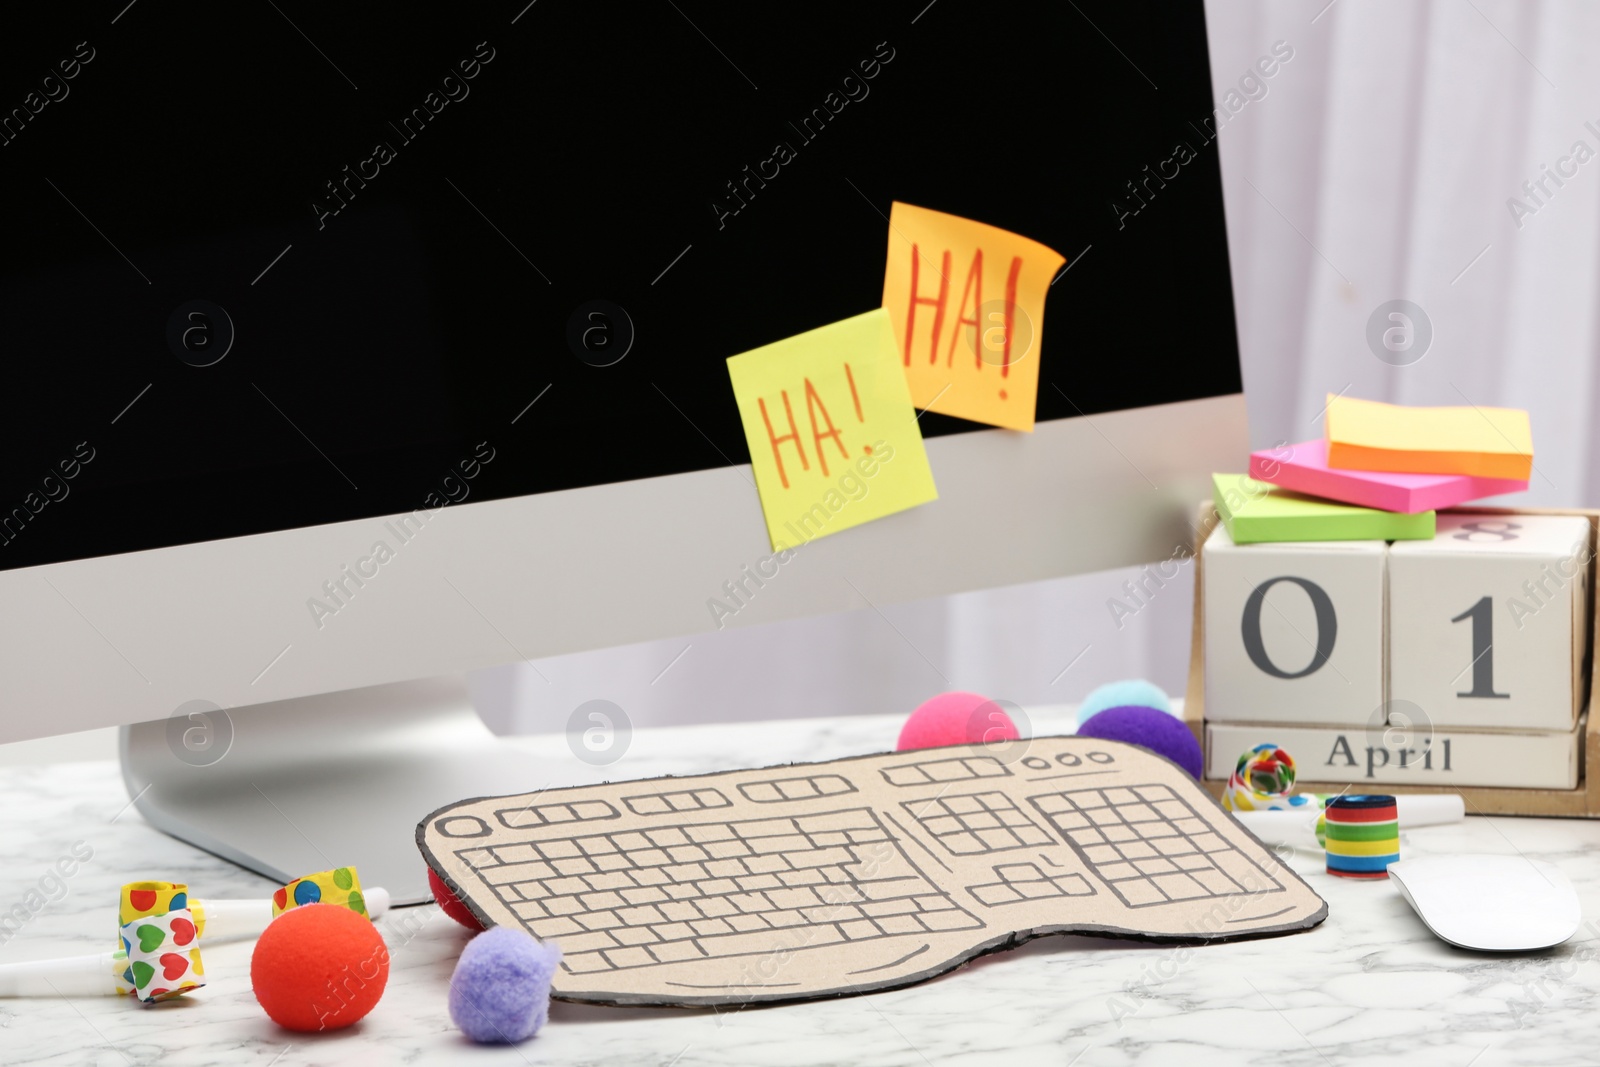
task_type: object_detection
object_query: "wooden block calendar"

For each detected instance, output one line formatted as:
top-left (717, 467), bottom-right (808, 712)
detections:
top-left (1186, 503), bottom-right (1600, 817)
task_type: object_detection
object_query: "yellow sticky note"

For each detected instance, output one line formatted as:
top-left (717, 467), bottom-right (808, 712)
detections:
top-left (881, 202), bottom-right (1065, 431)
top-left (1325, 395), bottom-right (1533, 479)
top-left (727, 309), bottom-right (938, 550)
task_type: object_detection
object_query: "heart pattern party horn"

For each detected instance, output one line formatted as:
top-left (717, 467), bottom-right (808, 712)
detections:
top-left (114, 881), bottom-right (205, 1003)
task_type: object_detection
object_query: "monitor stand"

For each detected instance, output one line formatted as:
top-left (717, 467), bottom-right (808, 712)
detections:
top-left (120, 677), bottom-right (555, 905)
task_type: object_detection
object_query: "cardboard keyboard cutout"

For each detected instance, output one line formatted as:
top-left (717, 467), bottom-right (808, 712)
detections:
top-left (418, 738), bottom-right (1327, 1007)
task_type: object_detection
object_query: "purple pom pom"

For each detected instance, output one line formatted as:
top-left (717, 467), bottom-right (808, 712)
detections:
top-left (448, 927), bottom-right (562, 1044)
top-left (1075, 705), bottom-right (1203, 779)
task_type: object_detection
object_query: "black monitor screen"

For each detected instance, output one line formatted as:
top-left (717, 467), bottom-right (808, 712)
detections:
top-left (0, 0), bottom-right (1241, 571)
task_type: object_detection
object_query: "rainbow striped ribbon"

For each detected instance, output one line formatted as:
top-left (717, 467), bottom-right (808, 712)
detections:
top-left (1324, 795), bottom-right (1399, 879)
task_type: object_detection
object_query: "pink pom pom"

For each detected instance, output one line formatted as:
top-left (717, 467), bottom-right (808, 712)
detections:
top-left (897, 691), bottom-right (1019, 751)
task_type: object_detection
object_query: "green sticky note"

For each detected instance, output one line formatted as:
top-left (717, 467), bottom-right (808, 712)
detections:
top-left (1212, 473), bottom-right (1434, 543)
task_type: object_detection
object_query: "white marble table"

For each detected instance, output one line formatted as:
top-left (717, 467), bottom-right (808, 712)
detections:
top-left (2, 711), bottom-right (1597, 1066)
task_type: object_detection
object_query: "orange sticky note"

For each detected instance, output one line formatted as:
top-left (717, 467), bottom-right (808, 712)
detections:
top-left (726, 309), bottom-right (938, 550)
top-left (881, 202), bottom-right (1065, 431)
top-left (1325, 395), bottom-right (1534, 480)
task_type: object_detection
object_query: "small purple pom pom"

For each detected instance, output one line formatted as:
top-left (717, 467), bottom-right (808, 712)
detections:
top-left (448, 927), bottom-right (562, 1044)
top-left (1075, 705), bottom-right (1204, 779)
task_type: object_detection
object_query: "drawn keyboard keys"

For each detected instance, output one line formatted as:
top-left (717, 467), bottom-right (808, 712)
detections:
top-left (969, 863), bottom-right (1095, 906)
top-left (902, 791), bottom-right (1055, 855)
top-left (1029, 784), bottom-right (1284, 908)
top-left (463, 807), bottom-right (981, 973)
top-left (881, 756), bottom-right (1012, 786)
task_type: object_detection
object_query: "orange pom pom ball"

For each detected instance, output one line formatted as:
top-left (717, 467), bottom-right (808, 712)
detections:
top-left (251, 904), bottom-right (389, 1032)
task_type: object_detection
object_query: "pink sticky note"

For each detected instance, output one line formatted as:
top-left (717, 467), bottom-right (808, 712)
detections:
top-left (1250, 439), bottom-right (1528, 514)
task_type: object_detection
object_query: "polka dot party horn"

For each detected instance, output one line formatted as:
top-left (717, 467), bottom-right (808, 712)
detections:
top-left (272, 867), bottom-right (371, 918)
top-left (118, 880), bottom-right (205, 934)
top-left (1324, 795), bottom-right (1400, 879)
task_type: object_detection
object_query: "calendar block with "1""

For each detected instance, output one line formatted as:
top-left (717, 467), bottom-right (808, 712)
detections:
top-left (1388, 513), bottom-right (1589, 731)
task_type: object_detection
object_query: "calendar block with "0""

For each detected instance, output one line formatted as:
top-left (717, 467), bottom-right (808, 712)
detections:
top-left (1201, 524), bottom-right (1385, 726)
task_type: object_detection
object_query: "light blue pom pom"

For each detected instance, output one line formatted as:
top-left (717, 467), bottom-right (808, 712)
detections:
top-left (1076, 679), bottom-right (1173, 725)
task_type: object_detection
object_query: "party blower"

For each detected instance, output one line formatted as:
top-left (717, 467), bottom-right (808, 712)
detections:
top-left (1230, 794), bottom-right (1465, 850)
top-left (0, 886), bottom-right (392, 997)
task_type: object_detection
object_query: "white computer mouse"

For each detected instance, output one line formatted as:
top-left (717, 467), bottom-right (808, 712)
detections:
top-left (1388, 855), bottom-right (1582, 951)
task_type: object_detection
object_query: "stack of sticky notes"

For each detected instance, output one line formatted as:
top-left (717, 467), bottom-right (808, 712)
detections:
top-left (1214, 395), bottom-right (1532, 543)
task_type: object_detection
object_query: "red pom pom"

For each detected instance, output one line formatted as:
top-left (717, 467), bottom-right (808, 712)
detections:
top-left (429, 867), bottom-right (485, 931)
top-left (896, 691), bottom-right (1019, 751)
top-left (251, 904), bottom-right (388, 1032)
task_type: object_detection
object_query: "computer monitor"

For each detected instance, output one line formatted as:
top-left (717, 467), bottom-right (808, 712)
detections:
top-left (0, 0), bottom-right (1245, 902)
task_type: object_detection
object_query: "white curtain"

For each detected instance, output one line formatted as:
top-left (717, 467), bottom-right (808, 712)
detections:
top-left (482, 0), bottom-right (1596, 734)
top-left (1209, 0), bottom-right (1600, 505)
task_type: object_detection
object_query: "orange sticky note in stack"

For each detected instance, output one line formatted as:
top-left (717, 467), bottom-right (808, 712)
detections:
top-left (1324, 395), bottom-right (1533, 480)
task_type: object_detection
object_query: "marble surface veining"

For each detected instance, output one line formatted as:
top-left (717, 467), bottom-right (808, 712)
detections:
top-left (1, 711), bottom-right (1598, 1066)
